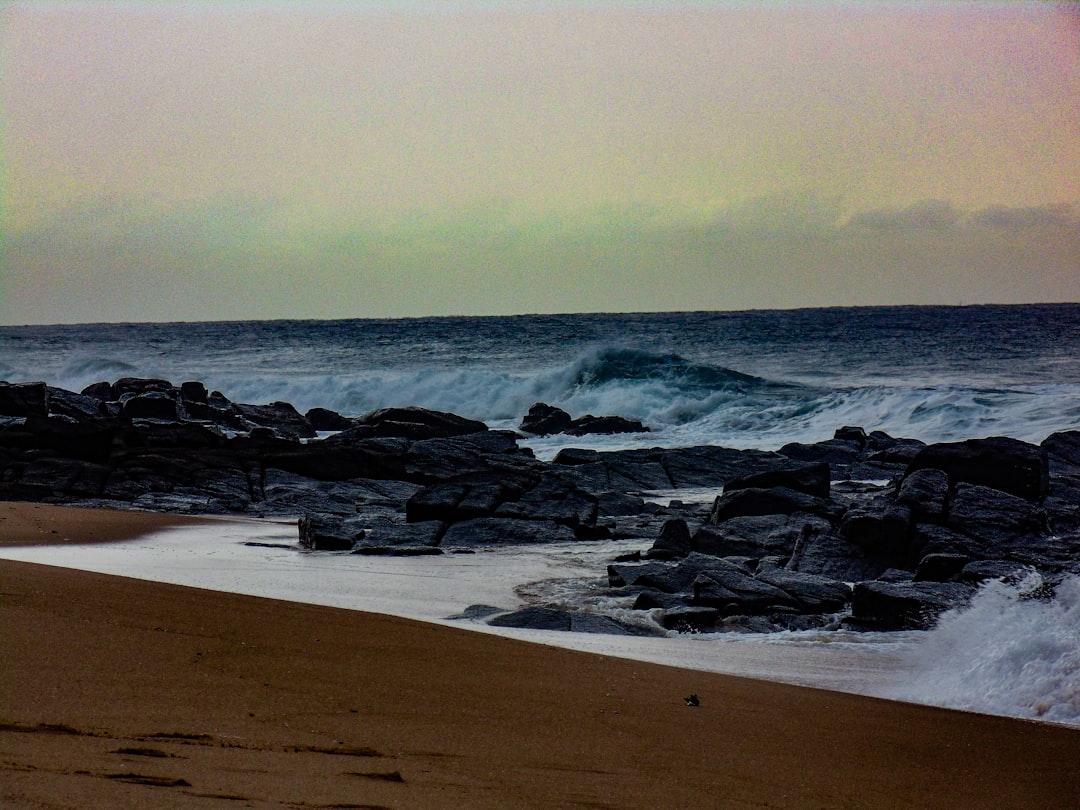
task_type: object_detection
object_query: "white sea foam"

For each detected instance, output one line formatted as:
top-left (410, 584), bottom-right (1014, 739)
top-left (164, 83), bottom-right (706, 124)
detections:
top-left (881, 574), bottom-right (1080, 726)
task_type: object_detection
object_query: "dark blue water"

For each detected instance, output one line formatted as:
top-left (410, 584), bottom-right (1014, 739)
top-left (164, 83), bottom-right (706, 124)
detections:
top-left (3, 304), bottom-right (1078, 453)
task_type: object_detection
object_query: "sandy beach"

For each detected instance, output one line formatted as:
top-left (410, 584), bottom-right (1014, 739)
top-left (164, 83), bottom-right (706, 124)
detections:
top-left (2, 503), bottom-right (1078, 809)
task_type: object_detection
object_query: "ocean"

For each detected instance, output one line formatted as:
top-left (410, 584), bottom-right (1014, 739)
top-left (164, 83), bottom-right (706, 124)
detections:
top-left (3, 303), bottom-right (1079, 454)
top-left (2, 303), bottom-right (1079, 725)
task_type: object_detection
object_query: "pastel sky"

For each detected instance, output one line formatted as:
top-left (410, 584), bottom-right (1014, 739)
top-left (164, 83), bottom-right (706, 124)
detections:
top-left (2, 0), bottom-right (1078, 325)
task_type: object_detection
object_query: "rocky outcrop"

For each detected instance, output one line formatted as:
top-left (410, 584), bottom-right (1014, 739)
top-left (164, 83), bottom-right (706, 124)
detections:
top-left (519, 402), bottom-right (649, 436)
top-left (2, 378), bottom-right (1077, 637)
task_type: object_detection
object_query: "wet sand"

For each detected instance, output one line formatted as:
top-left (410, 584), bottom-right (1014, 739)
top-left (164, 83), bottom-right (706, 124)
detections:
top-left (2, 502), bottom-right (1078, 808)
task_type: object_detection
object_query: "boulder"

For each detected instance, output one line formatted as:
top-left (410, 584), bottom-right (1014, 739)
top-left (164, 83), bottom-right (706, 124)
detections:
top-left (306, 407), bottom-right (355, 431)
top-left (566, 414), bottom-right (649, 436)
top-left (519, 402), bottom-right (573, 436)
top-left (297, 514), bottom-right (364, 550)
top-left (913, 553), bottom-right (970, 582)
top-left (120, 392), bottom-right (186, 422)
top-left (235, 401), bottom-right (316, 439)
top-left (849, 580), bottom-right (974, 630)
top-left (896, 468), bottom-right (950, 522)
top-left (946, 483), bottom-right (1047, 554)
top-left (357, 406), bottom-right (488, 440)
top-left (906, 436), bottom-right (1049, 502)
top-left (439, 517), bottom-right (575, 547)
top-left (723, 462), bottom-right (831, 498)
top-left (840, 501), bottom-right (912, 559)
top-left (710, 487), bottom-right (834, 523)
top-left (648, 518), bottom-right (692, 559)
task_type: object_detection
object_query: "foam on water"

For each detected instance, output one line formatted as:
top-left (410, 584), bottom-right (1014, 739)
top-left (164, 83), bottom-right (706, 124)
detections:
top-left (882, 574), bottom-right (1080, 726)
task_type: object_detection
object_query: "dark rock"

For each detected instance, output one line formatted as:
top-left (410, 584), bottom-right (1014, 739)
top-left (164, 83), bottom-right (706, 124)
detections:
top-left (833, 426), bottom-right (867, 447)
top-left (46, 387), bottom-right (106, 421)
top-left (351, 521), bottom-right (444, 554)
top-left (298, 514), bottom-right (364, 550)
top-left (81, 381), bottom-right (114, 400)
top-left (946, 483), bottom-right (1047, 554)
top-left (778, 438), bottom-right (861, 467)
top-left (179, 381), bottom-right (208, 404)
top-left (357, 406), bottom-right (488, 440)
top-left (120, 392), bottom-right (186, 422)
top-left (631, 589), bottom-right (686, 610)
top-left (849, 580), bottom-right (974, 630)
top-left (788, 527), bottom-right (891, 582)
top-left (235, 401), bottom-right (316, 439)
top-left (305, 407), bottom-right (355, 431)
top-left (487, 607), bottom-right (571, 631)
top-left (906, 436), bottom-right (1050, 502)
top-left (566, 414), bottom-right (649, 436)
top-left (913, 553), bottom-right (970, 582)
top-left (694, 514), bottom-right (830, 560)
top-left (1043, 430), bottom-right (1080, 474)
top-left (753, 567), bottom-right (852, 612)
top-left (660, 606), bottom-right (720, 630)
top-left (551, 447), bottom-right (602, 466)
top-left (690, 564), bottom-right (795, 611)
top-left (840, 501), bottom-right (912, 558)
top-left (896, 468), bottom-right (950, 522)
top-left (439, 517), bottom-right (575, 547)
top-left (648, 518), bottom-right (692, 559)
top-left (723, 462), bottom-right (831, 499)
top-left (112, 377), bottom-right (174, 399)
top-left (710, 487), bottom-right (834, 523)
top-left (519, 402), bottom-right (573, 436)
top-left (957, 560), bottom-right (1036, 585)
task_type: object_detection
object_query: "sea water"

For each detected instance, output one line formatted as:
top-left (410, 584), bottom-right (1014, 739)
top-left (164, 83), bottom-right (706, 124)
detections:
top-left (3, 304), bottom-right (1079, 452)
top-left (2, 304), bottom-right (1079, 725)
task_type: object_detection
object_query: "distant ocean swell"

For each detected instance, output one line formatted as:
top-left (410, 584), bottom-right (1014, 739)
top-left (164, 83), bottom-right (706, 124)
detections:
top-left (7, 344), bottom-right (1079, 451)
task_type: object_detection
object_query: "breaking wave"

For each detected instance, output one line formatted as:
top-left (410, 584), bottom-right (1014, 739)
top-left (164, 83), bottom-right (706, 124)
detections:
top-left (884, 573), bottom-right (1080, 726)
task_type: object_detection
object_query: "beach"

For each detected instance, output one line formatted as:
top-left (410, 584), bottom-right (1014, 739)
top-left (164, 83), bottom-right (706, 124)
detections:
top-left (2, 502), bottom-right (1078, 809)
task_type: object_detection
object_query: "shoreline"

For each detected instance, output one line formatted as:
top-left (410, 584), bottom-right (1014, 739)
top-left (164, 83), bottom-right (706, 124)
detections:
top-left (2, 502), bottom-right (1078, 808)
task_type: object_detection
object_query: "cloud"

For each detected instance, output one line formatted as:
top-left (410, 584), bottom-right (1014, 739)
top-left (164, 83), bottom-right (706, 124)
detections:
top-left (967, 203), bottom-right (1077, 230)
top-left (846, 200), bottom-right (961, 231)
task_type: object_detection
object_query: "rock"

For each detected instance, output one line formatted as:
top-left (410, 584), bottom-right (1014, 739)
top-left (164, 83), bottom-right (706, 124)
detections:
top-left (298, 514), bottom-right (364, 550)
top-left (710, 487), bottom-right (834, 523)
top-left (566, 414), bottom-right (649, 436)
top-left (357, 406), bottom-right (488, 440)
top-left (913, 553), bottom-right (970, 582)
top-left (235, 401), bottom-right (316, 439)
top-left (778, 438), bottom-right (861, 467)
top-left (112, 377), bottom-right (174, 399)
top-left (179, 381), bottom-right (209, 404)
top-left (723, 462), bottom-right (831, 498)
top-left (46, 387), bottom-right (106, 421)
top-left (906, 436), bottom-right (1050, 502)
top-left (753, 567), bottom-right (852, 612)
top-left (519, 402), bottom-right (573, 436)
top-left (946, 483), bottom-right (1047, 554)
top-left (840, 500), bottom-right (912, 559)
top-left (351, 521), bottom-right (445, 555)
top-left (957, 560), bottom-right (1035, 585)
top-left (693, 514), bottom-right (830, 560)
top-left (487, 607), bottom-right (572, 631)
top-left (660, 606), bottom-right (720, 630)
top-left (1043, 430), bottom-right (1080, 474)
top-left (833, 426), bottom-right (867, 447)
top-left (848, 580), bottom-right (974, 630)
top-left (897, 468), bottom-right (950, 522)
top-left (690, 564), bottom-right (795, 611)
top-left (120, 391), bottom-right (186, 422)
top-left (648, 518), bottom-right (692, 559)
top-left (439, 517), bottom-right (575, 547)
top-left (306, 407), bottom-right (355, 431)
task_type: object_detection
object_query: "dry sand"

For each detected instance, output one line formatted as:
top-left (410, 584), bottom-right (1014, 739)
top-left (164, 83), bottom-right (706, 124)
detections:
top-left (1, 502), bottom-right (1078, 809)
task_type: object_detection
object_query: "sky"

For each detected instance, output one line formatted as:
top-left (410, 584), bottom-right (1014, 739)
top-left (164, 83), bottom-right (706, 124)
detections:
top-left (1, 0), bottom-right (1078, 325)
